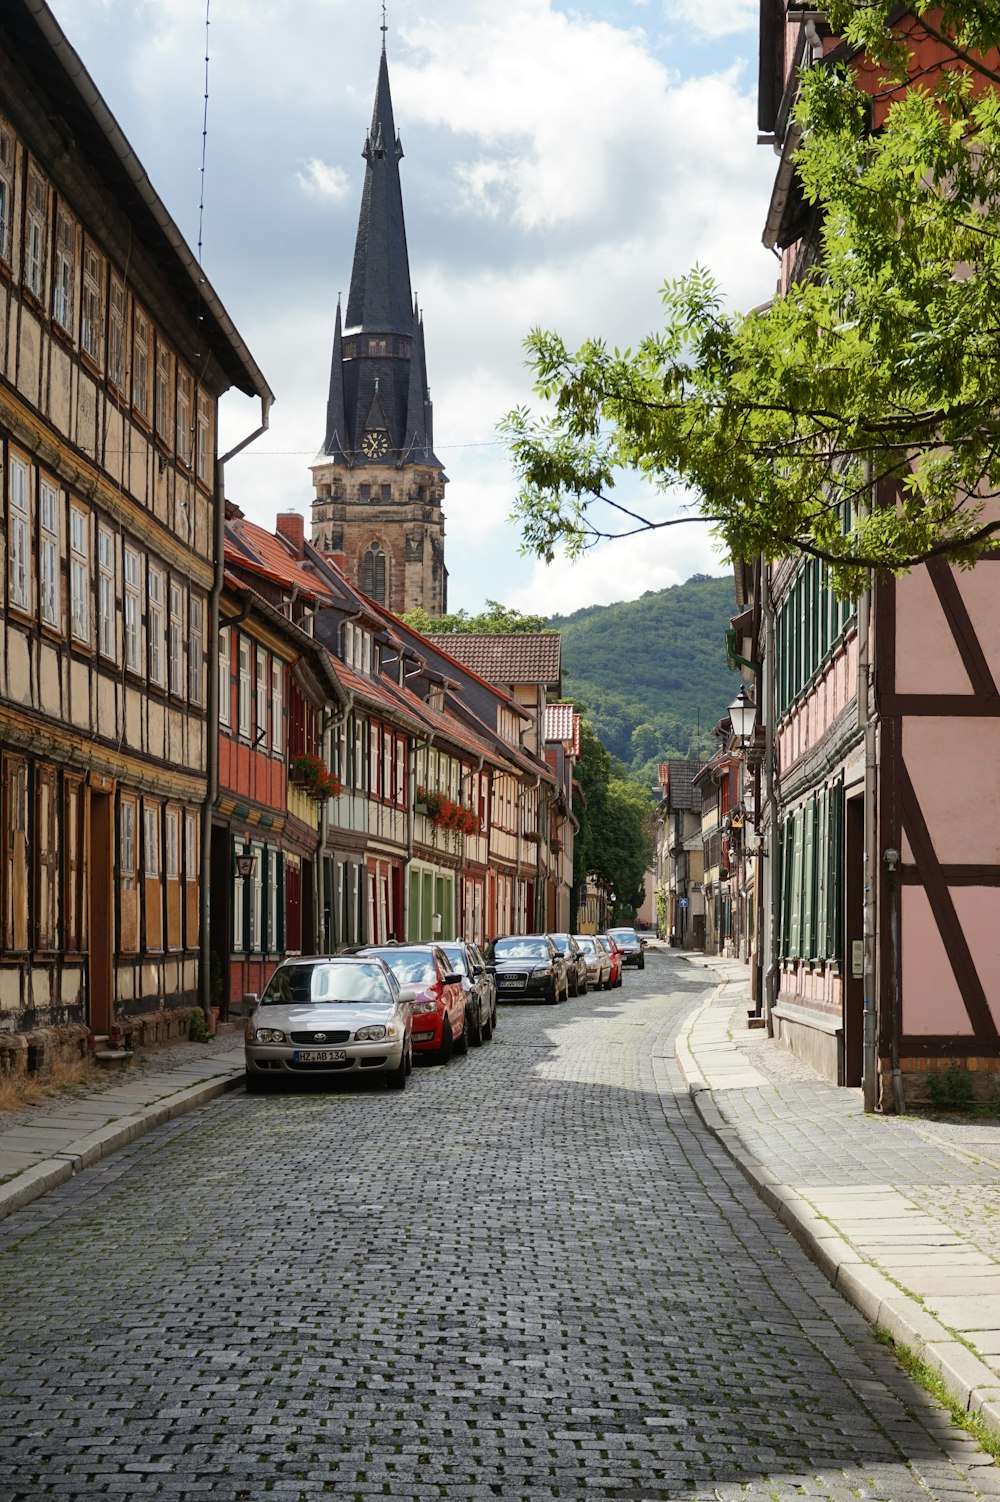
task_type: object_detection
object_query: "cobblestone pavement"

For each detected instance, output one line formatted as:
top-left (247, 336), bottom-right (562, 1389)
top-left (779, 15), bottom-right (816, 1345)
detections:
top-left (1, 953), bottom-right (998, 1501)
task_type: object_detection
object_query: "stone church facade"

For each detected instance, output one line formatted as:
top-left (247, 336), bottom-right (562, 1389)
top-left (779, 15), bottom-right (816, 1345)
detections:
top-left (310, 45), bottom-right (447, 618)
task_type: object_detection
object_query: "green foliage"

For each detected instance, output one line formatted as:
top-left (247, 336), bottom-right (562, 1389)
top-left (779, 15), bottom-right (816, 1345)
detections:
top-left (402, 599), bottom-right (552, 635)
top-left (502, 10), bottom-right (1000, 586)
top-left (189, 1008), bottom-right (211, 1044)
top-left (553, 575), bottom-right (734, 781)
top-left (571, 718), bottom-right (655, 915)
top-left (926, 1061), bottom-right (976, 1114)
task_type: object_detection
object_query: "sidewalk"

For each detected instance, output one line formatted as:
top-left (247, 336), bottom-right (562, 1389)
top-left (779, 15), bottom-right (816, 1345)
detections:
top-left (676, 952), bottom-right (1000, 1439)
top-left (0, 1028), bottom-right (245, 1223)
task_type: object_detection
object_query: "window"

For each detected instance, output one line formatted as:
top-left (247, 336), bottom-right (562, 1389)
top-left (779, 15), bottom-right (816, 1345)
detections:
top-left (256, 651), bottom-right (268, 748)
top-left (189, 596), bottom-right (204, 705)
top-left (39, 480), bottom-right (60, 628)
top-left (196, 391), bottom-right (213, 485)
top-left (3, 755), bottom-right (28, 951)
top-left (144, 801), bottom-right (162, 951)
top-left (53, 208), bottom-right (76, 333)
top-left (98, 527), bottom-right (115, 659)
top-left (0, 119), bottom-right (14, 266)
top-left (238, 636), bottom-right (251, 736)
top-left (119, 793), bottom-right (138, 954)
top-left (249, 843), bottom-right (263, 951)
top-left (176, 367), bottom-right (193, 467)
top-left (81, 242), bottom-right (104, 366)
top-left (165, 806), bottom-right (181, 951)
top-left (133, 308), bottom-right (151, 419)
top-left (8, 452), bottom-right (30, 611)
top-left (64, 774), bottom-right (87, 953)
top-left (124, 545), bottom-right (142, 671)
top-left (219, 627), bottom-right (231, 727)
top-left (154, 343), bottom-right (173, 447)
top-left (24, 169), bottom-right (48, 301)
top-left (69, 504), bottom-right (89, 644)
top-left (360, 542), bottom-right (387, 605)
top-left (233, 844), bottom-right (246, 951)
top-left (169, 581), bottom-right (184, 695)
top-left (271, 658), bottom-right (283, 753)
top-left (109, 276), bottom-right (128, 392)
top-left (35, 766), bottom-right (58, 951)
top-left (148, 565), bottom-right (165, 686)
top-left (185, 812), bottom-right (199, 946)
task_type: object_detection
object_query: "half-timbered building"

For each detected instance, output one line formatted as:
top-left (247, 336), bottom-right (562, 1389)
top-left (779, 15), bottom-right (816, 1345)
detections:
top-left (0, 3), bottom-right (269, 1062)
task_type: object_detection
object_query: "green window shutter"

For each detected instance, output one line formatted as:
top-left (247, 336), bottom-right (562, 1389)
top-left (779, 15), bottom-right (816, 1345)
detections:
top-left (261, 846), bottom-right (270, 953)
top-left (827, 782), bottom-right (844, 960)
top-left (789, 808), bottom-right (804, 958)
top-left (802, 796), bottom-right (817, 959)
top-left (810, 793), bottom-right (822, 955)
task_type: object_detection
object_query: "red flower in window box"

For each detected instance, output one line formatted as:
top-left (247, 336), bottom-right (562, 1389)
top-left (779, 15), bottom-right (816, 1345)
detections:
top-left (289, 752), bottom-right (342, 799)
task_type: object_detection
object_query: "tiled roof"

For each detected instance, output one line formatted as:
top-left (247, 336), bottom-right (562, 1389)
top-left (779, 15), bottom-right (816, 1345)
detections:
top-left (226, 519), bottom-right (336, 603)
top-left (545, 704), bottom-right (579, 756)
top-left (426, 633), bottom-right (561, 688)
top-left (662, 760), bottom-right (703, 810)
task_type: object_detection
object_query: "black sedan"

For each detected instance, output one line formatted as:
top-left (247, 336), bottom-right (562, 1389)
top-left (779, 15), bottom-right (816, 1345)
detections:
top-left (485, 935), bottom-right (569, 1005)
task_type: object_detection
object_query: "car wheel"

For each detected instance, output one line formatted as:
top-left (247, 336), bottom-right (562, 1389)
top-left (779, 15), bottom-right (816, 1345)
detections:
top-left (405, 1042), bottom-right (413, 1075)
top-left (437, 1018), bottom-right (453, 1065)
top-left (481, 1005), bottom-right (493, 1042)
top-left (245, 1070), bottom-right (275, 1094)
top-left (454, 1011), bottom-right (469, 1056)
top-left (468, 1000), bottom-right (484, 1048)
top-left (638, 955), bottom-right (645, 970)
top-left (579, 976), bottom-right (588, 996)
top-left (386, 1050), bottom-right (407, 1091)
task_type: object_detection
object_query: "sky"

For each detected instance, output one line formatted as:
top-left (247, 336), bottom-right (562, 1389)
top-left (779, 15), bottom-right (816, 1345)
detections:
top-left (49, 0), bottom-right (778, 616)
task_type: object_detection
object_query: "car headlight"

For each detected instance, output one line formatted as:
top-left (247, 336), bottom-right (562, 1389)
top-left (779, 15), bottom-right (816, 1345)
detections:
top-left (529, 965), bottom-right (552, 977)
top-left (411, 999), bottom-right (438, 1015)
top-left (253, 1027), bottom-right (286, 1044)
top-left (355, 1024), bottom-right (388, 1042)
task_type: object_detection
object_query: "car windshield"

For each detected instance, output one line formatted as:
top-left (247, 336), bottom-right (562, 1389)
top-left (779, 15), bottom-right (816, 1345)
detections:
top-left (576, 937), bottom-right (597, 955)
top-left (594, 936), bottom-right (611, 953)
top-left (609, 928), bottom-right (638, 943)
top-left (260, 962), bottom-right (391, 1007)
top-left (371, 949), bottom-right (438, 987)
top-left (491, 938), bottom-right (550, 961)
top-left (548, 935), bottom-right (571, 952)
top-left (439, 946), bottom-right (468, 975)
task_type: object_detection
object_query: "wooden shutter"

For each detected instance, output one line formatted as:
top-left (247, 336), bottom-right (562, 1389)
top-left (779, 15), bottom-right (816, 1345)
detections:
top-left (789, 806), bottom-right (804, 958)
top-left (35, 766), bottom-right (58, 950)
top-left (816, 790), bottom-right (829, 958)
top-left (802, 795), bottom-right (817, 960)
top-left (3, 755), bottom-right (28, 952)
top-left (827, 782), bottom-right (844, 960)
top-left (118, 792), bottom-right (139, 954)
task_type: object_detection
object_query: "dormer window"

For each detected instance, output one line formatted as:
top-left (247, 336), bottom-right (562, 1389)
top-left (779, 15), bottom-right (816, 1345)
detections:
top-left (368, 338), bottom-right (387, 357)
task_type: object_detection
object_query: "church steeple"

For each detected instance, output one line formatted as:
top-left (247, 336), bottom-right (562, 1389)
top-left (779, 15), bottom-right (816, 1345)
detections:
top-left (311, 40), bottom-right (449, 619)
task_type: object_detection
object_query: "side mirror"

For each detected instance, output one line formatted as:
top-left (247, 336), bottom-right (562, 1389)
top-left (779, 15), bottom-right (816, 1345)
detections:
top-left (397, 985), bottom-right (419, 1004)
top-left (444, 972), bottom-right (462, 986)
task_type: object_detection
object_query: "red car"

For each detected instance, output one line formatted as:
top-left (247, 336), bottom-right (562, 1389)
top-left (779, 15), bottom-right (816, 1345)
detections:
top-left (597, 934), bottom-right (624, 989)
top-left (360, 944), bottom-right (468, 1063)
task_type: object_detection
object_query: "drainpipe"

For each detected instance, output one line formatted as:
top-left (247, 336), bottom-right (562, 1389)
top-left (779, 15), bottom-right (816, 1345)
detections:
top-left (763, 561), bottom-right (779, 1035)
top-left (199, 396), bottom-right (272, 1020)
top-left (858, 460), bottom-right (879, 1113)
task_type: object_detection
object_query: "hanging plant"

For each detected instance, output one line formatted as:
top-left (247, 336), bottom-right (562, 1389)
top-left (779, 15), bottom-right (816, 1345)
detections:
top-left (289, 752), bottom-right (342, 799)
top-left (416, 785), bottom-right (481, 835)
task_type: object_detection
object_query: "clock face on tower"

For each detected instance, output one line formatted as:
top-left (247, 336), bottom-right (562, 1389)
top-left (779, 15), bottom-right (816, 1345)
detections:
top-left (361, 429), bottom-right (389, 460)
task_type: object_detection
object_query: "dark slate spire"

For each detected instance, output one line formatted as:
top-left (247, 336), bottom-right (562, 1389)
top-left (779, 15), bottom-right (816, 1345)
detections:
top-left (346, 50), bottom-right (413, 336)
top-left (324, 299), bottom-right (348, 459)
top-left (320, 47), bottom-right (441, 469)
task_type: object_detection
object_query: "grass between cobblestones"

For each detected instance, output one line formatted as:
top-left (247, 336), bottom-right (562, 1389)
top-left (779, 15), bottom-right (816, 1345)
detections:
top-left (876, 1330), bottom-right (1000, 1463)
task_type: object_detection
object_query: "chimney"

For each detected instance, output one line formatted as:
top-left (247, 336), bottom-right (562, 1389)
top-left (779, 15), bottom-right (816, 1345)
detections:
top-left (276, 512), bottom-right (305, 558)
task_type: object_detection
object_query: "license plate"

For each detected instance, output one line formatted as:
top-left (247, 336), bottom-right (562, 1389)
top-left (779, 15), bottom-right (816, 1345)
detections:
top-left (293, 1049), bottom-right (347, 1063)
top-left (498, 977), bottom-right (522, 988)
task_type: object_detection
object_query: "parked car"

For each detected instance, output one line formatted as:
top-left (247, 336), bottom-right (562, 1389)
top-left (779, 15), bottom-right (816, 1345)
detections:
top-left (547, 932), bottom-right (589, 995)
top-left (486, 934), bottom-right (569, 1004)
top-left (359, 944), bottom-right (468, 1064)
top-left (597, 933), bottom-right (623, 988)
top-left (244, 954), bottom-right (414, 1093)
top-left (574, 934), bottom-right (612, 991)
top-left (607, 926), bottom-right (646, 970)
top-left (440, 940), bottom-right (497, 1046)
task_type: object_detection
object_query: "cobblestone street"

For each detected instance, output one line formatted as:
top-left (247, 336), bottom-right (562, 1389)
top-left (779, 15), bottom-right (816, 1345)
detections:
top-left (1, 952), bottom-right (997, 1501)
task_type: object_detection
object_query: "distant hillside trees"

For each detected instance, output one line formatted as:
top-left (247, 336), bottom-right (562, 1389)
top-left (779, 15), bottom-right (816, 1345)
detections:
top-left (402, 600), bottom-right (551, 635)
top-left (572, 719), bottom-right (654, 919)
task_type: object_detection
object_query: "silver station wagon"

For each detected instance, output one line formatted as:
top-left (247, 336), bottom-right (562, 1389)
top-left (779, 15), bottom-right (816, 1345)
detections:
top-left (244, 955), bottom-right (414, 1093)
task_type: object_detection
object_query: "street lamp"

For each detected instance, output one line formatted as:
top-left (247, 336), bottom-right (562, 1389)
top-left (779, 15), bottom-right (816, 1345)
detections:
top-left (728, 685), bottom-right (758, 747)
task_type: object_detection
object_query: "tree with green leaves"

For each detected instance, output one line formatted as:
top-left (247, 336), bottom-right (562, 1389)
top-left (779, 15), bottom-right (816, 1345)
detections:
top-left (402, 599), bottom-right (552, 636)
top-left (501, 3), bottom-right (1000, 595)
top-left (572, 718), bottom-right (654, 919)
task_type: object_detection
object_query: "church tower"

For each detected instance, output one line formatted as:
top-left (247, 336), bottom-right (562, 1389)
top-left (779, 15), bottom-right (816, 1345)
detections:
top-left (311, 39), bottom-right (448, 617)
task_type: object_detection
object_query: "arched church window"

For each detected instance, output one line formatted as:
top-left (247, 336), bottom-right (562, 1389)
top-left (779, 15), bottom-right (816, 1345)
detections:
top-left (361, 542), bottom-right (387, 606)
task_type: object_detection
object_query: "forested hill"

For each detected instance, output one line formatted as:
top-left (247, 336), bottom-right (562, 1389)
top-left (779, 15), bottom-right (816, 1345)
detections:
top-left (550, 573), bottom-right (737, 791)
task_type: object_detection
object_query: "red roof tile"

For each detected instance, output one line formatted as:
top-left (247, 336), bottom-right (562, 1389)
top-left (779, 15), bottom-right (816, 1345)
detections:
top-left (226, 518), bottom-right (337, 603)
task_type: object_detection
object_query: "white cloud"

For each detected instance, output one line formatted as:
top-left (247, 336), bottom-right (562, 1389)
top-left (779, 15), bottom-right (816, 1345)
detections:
top-left (660, 0), bottom-right (757, 40)
top-left (295, 157), bottom-right (351, 202)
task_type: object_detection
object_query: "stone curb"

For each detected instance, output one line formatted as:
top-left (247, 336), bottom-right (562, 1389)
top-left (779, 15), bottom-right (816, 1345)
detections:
top-left (675, 981), bottom-right (1000, 1438)
top-left (0, 1064), bottom-right (246, 1226)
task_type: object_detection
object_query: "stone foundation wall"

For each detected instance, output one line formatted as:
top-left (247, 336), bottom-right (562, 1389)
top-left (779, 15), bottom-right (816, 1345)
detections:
top-left (0, 1007), bottom-right (206, 1080)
